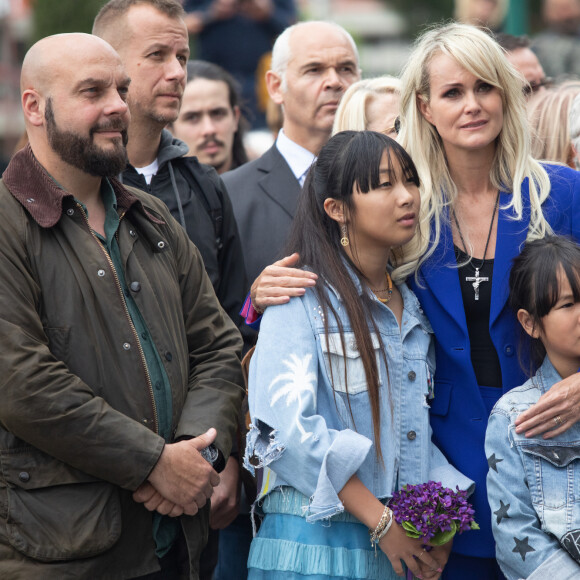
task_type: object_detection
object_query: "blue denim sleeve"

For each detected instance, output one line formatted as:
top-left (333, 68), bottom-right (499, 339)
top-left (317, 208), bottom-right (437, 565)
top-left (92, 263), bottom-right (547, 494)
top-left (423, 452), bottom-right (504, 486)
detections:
top-left (485, 408), bottom-right (577, 580)
top-left (244, 295), bottom-right (372, 521)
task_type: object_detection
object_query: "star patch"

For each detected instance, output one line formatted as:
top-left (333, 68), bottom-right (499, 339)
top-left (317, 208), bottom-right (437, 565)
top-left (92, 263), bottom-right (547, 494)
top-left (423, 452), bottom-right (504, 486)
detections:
top-left (513, 536), bottom-right (535, 561)
top-left (494, 500), bottom-right (511, 525)
top-left (488, 453), bottom-right (504, 472)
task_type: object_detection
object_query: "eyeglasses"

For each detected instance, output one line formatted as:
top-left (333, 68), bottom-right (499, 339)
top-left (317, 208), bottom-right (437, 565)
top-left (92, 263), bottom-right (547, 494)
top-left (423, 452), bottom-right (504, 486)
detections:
top-left (523, 77), bottom-right (553, 97)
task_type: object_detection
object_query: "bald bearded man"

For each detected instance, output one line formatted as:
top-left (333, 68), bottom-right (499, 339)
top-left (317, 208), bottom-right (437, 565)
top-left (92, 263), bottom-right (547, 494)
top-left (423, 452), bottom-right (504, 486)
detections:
top-left (0, 33), bottom-right (244, 579)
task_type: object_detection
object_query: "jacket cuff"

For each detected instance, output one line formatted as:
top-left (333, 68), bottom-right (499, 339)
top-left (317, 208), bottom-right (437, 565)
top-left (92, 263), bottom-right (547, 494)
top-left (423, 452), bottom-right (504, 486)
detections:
top-left (240, 294), bottom-right (262, 329)
top-left (307, 430), bottom-right (372, 522)
top-left (429, 465), bottom-right (475, 497)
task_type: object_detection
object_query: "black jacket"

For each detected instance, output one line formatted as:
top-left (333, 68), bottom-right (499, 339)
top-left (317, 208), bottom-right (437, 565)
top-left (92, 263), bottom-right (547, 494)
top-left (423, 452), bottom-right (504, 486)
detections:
top-left (122, 130), bottom-right (248, 329)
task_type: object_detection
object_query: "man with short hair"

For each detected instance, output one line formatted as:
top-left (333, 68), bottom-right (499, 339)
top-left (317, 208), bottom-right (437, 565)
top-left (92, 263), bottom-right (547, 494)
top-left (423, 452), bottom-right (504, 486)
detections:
top-left (93, 0), bottom-right (247, 328)
top-left (0, 32), bottom-right (244, 579)
top-left (223, 20), bottom-right (361, 320)
top-left (494, 33), bottom-right (550, 97)
top-left (170, 60), bottom-right (248, 174)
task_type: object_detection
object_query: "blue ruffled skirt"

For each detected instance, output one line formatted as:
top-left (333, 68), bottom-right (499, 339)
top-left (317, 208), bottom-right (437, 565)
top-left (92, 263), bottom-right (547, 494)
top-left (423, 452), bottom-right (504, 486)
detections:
top-left (248, 487), bottom-right (400, 580)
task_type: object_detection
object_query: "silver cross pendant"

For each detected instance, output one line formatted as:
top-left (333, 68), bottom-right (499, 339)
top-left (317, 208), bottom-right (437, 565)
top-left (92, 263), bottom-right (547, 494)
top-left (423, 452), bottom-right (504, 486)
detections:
top-left (466, 268), bottom-right (489, 301)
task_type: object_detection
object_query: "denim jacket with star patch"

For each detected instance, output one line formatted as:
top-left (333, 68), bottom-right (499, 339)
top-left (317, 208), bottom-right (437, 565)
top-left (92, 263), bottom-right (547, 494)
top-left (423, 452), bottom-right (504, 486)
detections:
top-left (485, 357), bottom-right (580, 580)
top-left (244, 269), bottom-right (473, 522)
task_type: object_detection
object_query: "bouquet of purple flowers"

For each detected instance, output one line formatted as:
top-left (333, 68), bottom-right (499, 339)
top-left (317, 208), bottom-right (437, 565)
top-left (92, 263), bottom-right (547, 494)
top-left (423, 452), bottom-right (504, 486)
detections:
top-left (389, 481), bottom-right (479, 545)
top-left (389, 481), bottom-right (478, 580)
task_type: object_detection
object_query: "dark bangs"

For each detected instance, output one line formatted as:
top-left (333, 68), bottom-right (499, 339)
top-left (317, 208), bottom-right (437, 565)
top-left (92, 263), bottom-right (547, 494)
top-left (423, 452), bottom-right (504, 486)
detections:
top-left (329, 131), bottom-right (419, 205)
top-left (510, 236), bottom-right (580, 322)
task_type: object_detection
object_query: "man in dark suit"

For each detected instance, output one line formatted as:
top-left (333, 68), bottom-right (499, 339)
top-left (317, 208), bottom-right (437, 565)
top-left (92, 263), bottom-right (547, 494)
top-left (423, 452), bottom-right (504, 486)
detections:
top-left (222, 20), bottom-right (360, 326)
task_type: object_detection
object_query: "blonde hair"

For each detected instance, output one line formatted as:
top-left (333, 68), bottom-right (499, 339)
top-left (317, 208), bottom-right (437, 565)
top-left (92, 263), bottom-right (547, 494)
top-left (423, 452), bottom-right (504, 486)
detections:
top-left (395, 22), bottom-right (552, 281)
top-left (527, 81), bottom-right (580, 165)
top-left (332, 76), bottom-right (401, 134)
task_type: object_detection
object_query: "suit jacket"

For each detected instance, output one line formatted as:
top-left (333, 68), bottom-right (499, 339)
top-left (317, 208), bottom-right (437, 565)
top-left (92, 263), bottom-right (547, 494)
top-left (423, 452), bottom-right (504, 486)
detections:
top-left (222, 144), bottom-right (302, 289)
top-left (410, 163), bottom-right (580, 558)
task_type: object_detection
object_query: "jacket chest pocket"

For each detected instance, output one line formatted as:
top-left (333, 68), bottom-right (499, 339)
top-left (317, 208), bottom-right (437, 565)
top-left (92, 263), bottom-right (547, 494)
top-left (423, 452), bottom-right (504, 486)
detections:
top-left (320, 332), bottom-right (382, 396)
top-left (520, 443), bottom-right (580, 510)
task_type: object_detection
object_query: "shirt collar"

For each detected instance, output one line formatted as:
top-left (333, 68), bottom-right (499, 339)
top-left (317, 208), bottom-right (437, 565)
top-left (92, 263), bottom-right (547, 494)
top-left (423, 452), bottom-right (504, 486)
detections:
top-left (3, 144), bottom-right (162, 228)
top-left (275, 129), bottom-right (316, 185)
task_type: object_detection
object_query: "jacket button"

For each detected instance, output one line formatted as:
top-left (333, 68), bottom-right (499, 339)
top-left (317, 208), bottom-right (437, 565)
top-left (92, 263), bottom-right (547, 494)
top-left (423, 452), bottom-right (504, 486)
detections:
top-left (66, 208), bottom-right (74, 216)
top-left (157, 241), bottom-right (166, 249)
top-left (165, 351), bottom-right (173, 361)
top-left (129, 230), bottom-right (136, 237)
top-left (130, 281), bottom-right (141, 292)
top-left (407, 371), bottom-right (416, 381)
top-left (18, 471), bottom-right (30, 483)
top-left (123, 342), bottom-right (131, 350)
top-left (407, 431), bottom-right (417, 440)
top-left (97, 269), bottom-right (106, 277)
top-left (504, 344), bottom-right (514, 357)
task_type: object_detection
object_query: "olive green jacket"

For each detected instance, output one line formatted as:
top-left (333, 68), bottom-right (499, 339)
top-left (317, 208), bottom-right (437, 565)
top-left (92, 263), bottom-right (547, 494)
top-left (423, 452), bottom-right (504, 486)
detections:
top-left (0, 146), bottom-right (244, 579)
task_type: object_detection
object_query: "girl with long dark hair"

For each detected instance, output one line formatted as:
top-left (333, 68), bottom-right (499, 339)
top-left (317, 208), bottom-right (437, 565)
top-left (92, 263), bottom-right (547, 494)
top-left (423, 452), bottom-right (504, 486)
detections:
top-left (244, 131), bottom-right (472, 580)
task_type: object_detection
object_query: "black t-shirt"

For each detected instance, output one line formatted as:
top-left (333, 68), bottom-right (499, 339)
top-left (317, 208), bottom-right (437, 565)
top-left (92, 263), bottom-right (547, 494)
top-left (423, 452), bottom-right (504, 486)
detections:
top-left (455, 246), bottom-right (503, 388)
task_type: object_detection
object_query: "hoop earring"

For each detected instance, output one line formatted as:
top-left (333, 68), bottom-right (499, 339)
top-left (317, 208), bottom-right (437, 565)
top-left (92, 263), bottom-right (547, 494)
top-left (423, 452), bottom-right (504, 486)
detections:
top-left (340, 224), bottom-right (349, 247)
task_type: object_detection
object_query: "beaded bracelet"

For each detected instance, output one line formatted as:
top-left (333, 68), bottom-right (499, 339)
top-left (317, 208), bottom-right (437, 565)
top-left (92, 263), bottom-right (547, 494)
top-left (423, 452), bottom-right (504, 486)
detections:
top-left (369, 505), bottom-right (393, 554)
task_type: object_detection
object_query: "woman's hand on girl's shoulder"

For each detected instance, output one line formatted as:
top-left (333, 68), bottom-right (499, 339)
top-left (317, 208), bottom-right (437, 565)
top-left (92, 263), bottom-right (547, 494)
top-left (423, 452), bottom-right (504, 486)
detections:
top-left (515, 372), bottom-right (580, 438)
top-left (251, 253), bottom-right (318, 312)
top-left (379, 522), bottom-right (444, 579)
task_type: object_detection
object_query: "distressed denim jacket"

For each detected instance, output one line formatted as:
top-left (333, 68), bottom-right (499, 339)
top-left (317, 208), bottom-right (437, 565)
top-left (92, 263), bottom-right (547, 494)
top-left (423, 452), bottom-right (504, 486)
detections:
top-left (485, 357), bottom-right (580, 580)
top-left (244, 269), bottom-right (473, 522)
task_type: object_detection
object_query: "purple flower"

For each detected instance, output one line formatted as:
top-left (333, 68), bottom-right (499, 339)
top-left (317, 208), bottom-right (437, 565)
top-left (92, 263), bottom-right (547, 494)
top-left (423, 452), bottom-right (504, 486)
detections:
top-left (388, 481), bottom-right (479, 545)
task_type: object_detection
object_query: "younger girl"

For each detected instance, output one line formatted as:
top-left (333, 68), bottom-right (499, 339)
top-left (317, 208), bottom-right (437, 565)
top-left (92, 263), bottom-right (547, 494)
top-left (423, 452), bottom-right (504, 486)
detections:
top-left (244, 131), bottom-right (473, 580)
top-left (485, 235), bottom-right (580, 580)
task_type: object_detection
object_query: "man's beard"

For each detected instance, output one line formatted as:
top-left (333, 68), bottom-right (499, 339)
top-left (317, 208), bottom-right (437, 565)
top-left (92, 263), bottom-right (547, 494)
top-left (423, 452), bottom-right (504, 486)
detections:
top-left (45, 98), bottom-right (129, 177)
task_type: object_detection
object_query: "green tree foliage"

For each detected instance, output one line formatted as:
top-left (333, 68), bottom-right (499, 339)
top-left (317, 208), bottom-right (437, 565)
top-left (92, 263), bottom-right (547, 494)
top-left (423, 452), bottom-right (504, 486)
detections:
top-left (33, 0), bottom-right (104, 41)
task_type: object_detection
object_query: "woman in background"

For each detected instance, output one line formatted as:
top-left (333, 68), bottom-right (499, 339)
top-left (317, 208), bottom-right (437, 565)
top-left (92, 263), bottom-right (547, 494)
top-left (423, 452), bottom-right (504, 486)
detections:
top-left (527, 80), bottom-right (580, 167)
top-left (332, 76), bottom-right (401, 136)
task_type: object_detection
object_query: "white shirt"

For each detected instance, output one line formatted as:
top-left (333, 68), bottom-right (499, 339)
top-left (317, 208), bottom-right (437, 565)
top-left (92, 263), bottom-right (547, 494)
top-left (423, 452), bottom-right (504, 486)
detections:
top-left (275, 129), bottom-right (316, 186)
top-left (134, 158), bottom-right (159, 185)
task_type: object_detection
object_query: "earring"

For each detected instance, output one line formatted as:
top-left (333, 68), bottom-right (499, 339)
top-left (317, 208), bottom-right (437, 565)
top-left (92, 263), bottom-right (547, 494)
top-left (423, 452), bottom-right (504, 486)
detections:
top-left (340, 224), bottom-right (349, 247)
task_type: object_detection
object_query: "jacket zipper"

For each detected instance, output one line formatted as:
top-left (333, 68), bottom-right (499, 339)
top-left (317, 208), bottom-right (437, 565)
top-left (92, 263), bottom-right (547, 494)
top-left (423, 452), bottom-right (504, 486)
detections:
top-left (77, 203), bottom-right (159, 433)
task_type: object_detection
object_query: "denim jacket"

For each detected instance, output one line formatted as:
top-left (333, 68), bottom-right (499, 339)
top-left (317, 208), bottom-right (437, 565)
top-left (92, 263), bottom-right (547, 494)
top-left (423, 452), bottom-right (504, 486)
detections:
top-left (485, 357), bottom-right (580, 580)
top-left (244, 269), bottom-right (473, 522)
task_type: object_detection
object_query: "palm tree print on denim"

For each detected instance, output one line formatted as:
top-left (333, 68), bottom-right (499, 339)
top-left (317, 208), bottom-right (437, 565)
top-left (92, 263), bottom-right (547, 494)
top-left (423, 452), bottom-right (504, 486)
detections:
top-left (269, 354), bottom-right (317, 443)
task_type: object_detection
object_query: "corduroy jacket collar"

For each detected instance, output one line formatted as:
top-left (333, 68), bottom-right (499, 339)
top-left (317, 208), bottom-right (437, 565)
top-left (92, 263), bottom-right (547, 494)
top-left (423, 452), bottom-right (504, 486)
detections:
top-left (2, 144), bottom-right (162, 228)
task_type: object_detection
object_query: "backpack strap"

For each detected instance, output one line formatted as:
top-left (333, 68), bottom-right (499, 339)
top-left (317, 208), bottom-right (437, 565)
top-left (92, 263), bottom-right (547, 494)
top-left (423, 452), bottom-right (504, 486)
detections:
top-left (178, 157), bottom-right (224, 252)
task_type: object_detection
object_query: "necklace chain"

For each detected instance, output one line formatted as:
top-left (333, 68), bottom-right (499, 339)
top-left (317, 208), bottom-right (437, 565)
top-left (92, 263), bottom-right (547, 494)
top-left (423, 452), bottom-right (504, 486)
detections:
top-left (371, 271), bottom-right (393, 304)
top-left (452, 190), bottom-right (500, 271)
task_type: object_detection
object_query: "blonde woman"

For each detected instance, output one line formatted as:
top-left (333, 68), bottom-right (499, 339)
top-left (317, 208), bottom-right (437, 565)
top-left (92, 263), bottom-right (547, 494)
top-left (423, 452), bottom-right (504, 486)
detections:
top-left (397, 22), bottom-right (580, 579)
top-left (332, 76), bottom-right (401, 136)
top-left (527, 80), bottom-right (580, 166)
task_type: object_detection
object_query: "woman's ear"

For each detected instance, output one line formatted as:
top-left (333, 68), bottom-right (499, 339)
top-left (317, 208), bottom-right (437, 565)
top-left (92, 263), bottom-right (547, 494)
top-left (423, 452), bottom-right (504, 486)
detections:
top-left (517, 308), bottom-right (541, 338)
top-left (418, 94), bottom-right (433, 125)
top-left (323, 198), bottom-right (345, 224)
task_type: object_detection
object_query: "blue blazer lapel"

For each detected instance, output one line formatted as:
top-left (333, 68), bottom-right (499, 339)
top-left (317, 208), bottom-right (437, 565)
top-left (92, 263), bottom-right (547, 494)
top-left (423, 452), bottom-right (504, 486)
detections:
top-left (420, 209), bottom-right (468, 334)
top-left (256, 146), bottom-right (302, 219)
top-left (490, 186), bottom-right (530, 328)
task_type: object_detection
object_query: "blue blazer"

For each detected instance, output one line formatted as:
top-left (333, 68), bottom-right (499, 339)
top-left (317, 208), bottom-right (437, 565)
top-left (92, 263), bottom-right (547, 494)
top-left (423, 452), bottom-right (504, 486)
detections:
top-left (410, 163), bottom-right (580, 558)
